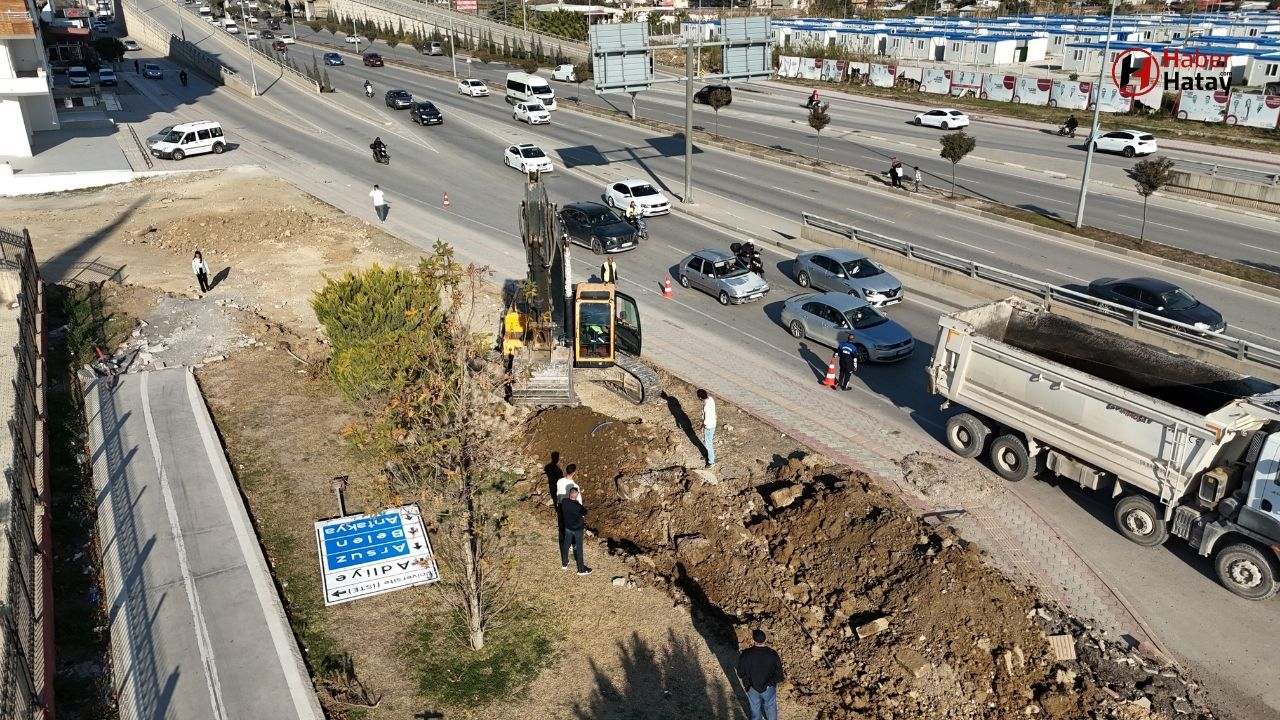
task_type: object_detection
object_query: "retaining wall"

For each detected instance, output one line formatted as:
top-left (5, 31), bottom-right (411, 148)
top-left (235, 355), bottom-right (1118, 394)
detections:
top-left (120, 2), bottom-right (257, 96)
top-left (1168, 169), bottom-right (1280, 215)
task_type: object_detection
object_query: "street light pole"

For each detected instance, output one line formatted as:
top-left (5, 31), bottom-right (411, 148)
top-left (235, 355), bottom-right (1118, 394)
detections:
top-left (683, 32), bottom-right (695, 205)
top-left (240, 0), bottom-right (258, 95)
top-left (449, 13), bottom-right (457, 78)
top-left (1072, 0), bottom-right (1116, 229)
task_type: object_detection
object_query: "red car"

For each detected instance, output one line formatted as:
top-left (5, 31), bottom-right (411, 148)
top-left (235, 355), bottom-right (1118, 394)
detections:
top-left (362, 53), bottom-right (383, 67)
top-left (272, 40), bottom-right (287, 52)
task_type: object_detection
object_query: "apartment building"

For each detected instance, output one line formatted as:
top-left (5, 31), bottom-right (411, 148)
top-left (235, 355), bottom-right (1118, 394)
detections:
top-left (0, 0), bottom-right (59, 157)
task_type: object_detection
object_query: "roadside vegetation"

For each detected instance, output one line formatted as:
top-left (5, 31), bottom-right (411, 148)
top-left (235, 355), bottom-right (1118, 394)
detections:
top-left (312, 14), bottom-right (573, 69)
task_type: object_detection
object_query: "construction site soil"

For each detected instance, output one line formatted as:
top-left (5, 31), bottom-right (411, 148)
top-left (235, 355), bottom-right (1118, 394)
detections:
top-left (523, 405), bottom-right (1217, 720)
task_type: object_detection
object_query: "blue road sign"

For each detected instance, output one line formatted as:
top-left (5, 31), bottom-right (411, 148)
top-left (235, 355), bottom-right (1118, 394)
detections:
top-left (315, 504), bottom-right (439, 606)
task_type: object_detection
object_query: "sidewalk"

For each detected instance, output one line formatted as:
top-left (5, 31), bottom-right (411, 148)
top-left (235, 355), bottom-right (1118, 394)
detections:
top-left (84, 367), bottom-right (325, 720)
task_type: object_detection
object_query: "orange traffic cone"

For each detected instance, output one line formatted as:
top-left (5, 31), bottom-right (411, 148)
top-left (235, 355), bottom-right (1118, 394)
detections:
top-left (662, 276), bottom-right (673, 299)
top-left (822, 355), bottom-right (839, 387)
top-left (443, 193), bottom-right (451, 209)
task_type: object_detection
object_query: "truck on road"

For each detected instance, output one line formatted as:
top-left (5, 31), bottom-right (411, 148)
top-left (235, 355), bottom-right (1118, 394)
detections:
top-left (928, 297), bottom-right (1280, 600)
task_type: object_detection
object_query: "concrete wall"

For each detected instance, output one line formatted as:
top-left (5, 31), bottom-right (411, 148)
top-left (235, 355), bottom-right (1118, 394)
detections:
top-left (0, 98), bottom-right (32, 156)
top-left (119, 0), bottom-right (259, 97)
top-left (1169, 169), bottom-right (1280, 213)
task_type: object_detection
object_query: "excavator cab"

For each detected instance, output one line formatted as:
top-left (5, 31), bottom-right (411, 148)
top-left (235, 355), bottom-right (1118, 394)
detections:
top-left (573, 283), bottom-right (642, 367)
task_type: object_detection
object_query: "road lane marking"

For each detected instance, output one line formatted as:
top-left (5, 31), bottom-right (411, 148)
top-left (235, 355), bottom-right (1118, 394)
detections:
top-left (844, 207), bottom-right (895, 224)
top-left (771, 186), bottom-right (812, 199)
top-left (1242, 243), bottom-right (1280, 256)
top-left (1116, 215), bottom-right (1187, 232)
top-left (1016, 190), bottom-right (1070, 205)
top-left (714, 169), bottom-right (749, 180)
top-left (1042, 268), bottom-right (1088, 282)
top-left (940, 238), bottom-right (995, 254)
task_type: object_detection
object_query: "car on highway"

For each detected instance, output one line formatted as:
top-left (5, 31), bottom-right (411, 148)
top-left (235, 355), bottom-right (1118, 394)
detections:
top-left (677, 250), bottom-right (770, 306)
top-left (279, 33), bottom-right (294, 44)
top-left (504, 143), bottom-right (553, 173)
top-left (422, 41), bottom-right (444, 56)
top-left (793, 249), bottom-right (903, 307)
top-left (323, 52), bottom-right (343, 65)
top-left (513, 101), bottom-right (550, 125)
top-left (245, 30), bottom-right (259, 40)
top-left (142, 62), bottom-right (163, 79)
top-left (1089, 129), bottom-right (1158, 158)
top-left (914, 108), bottom-right (969, 129)
top-left (98, 67), bottom-right (117, 86)
top-left (603, 179), bottom-right (670, 216)
top-left (409, 101), bottom-right (443, 126)
top-left (1086, 276), bottom-right (1225, 333)
top-left (385, 88), bottom-right (412, 109)
top-left (67, 65), bottom-right (92, 88)
top-left (260, 29), bottom-right (274, 39)
top-left (458, 78), bottom-right (488, 97)
top-left (559, 202), bottom-right (637, 255)
top-left (780, 292), bottom-right (915, 362)
top-left (344, 34), bottom-right (364, 44)
top-left (122, 39), bottom-right (140, 51)
top-left (273, 40), bottom-right (287, 52)
top-left (551, 63), bottom-right (576, 82)
top-left (693, 84), bottom-right (732, 105)
top-left (269, 19), bottom-right (281, 29)
top-left (362, 52), bottom-right (383, 67)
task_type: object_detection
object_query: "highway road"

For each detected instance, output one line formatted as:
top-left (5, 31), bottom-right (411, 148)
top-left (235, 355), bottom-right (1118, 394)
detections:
top-left (118, 4), bottom-right (1280, 718)
top-left (282, 24), bottom-right (1280, 271)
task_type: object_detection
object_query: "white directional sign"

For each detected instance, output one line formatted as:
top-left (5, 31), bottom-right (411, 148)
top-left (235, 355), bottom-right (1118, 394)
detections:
top-left (314, 504), bottom-right (440, 606)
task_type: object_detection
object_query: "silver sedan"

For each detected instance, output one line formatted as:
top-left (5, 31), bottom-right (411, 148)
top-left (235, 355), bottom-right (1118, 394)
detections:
top-left (677, 249), bottom-right (770, 306)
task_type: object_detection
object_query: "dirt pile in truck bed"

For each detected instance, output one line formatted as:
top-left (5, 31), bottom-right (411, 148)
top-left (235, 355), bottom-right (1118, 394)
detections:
top-left (523, 406), bottom-right (1216, 719)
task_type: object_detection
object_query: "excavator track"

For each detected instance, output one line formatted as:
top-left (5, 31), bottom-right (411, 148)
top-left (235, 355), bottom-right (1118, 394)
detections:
top-left (613, 352), bottom-right (661, 404)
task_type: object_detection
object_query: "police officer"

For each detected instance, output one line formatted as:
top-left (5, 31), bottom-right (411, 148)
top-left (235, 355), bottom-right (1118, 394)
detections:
top-left (836, 332), bottom-right (859, 391)
top-left (600, 257), bottom-right (617, 284)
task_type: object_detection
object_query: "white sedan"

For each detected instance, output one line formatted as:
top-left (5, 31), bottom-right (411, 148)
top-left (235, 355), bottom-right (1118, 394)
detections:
top-left (504, 144), bottom-right (554, 173)
top-left (344, 34), bottom-right (363, 44)
top-left (1090, 129), bottom-right (1158, 157)
top-left (280, 34), bottom-right (295, 44)
top-left (604, 179), bottom-right (671, 216)
top-left (513, 102), bottom-right (551, 125)
top-left (245, 30), bottom-right (258, 40)
top-left (914, 108), bottom-right (970, 130)
top-left (457, 78), bottom-right (488, 97)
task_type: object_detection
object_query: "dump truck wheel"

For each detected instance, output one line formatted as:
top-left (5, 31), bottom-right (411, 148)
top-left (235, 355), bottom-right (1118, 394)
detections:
top-left (946, 413), bottom-right (989, 459)
top-left (1215, 543), bottom-right (1280, 601)
top-left (988, 433), bottom-right (1035, 482)
top-left (1114, 495), bottom-right (1169, 547)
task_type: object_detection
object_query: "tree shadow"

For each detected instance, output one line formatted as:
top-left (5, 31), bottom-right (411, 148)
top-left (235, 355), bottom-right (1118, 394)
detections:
top-left (572, 629), bottom-right (738, 720)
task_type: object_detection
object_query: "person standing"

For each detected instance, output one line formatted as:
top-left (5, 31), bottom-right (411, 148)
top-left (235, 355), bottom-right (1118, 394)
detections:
top-left (737, 629), bottom-right (785, 720)
top-left (179, 69), bottom-right (188, 87)
top-left (192, 250), bottom-right (211, 294)
top-left (369, 184), bottom-right (388, 222)
top-left (559, 487), bottom-right (591, 575)
top-left (914, 165), bottom-right (922, 193)
top-left (836, 332), bottom-right (859, 391)
top-left (555, 463), bottom-right (579, 546)
top-left (600, 257), bottom-right (617, 284)
top-left (133, 59), bottom-right (139, 74)
top-left (698, 388), bottom-right (716, 468)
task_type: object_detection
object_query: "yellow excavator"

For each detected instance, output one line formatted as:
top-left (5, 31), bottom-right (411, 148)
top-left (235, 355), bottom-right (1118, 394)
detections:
top-left (502, 172), bottom-right (659, 405)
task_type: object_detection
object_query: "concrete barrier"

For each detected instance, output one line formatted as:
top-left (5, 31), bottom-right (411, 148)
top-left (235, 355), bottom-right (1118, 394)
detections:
top-left (121, 2), bottom-right (257, 96)
top-left (1168, 169), bottom-right (1280, 214)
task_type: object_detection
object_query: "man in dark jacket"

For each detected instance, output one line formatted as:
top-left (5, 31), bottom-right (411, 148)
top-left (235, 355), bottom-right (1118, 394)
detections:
top-left (836, 332), bottom-right (859, 391)
top-left (559, 487), bottom-right (592, 575)
top-left (736, 629), bottom-right (784, 720)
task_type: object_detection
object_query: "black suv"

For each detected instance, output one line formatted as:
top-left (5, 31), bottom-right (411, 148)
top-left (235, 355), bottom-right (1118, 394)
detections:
top-left (409, 101), bottom-right (443, 126)
top-left (384, 89), bottom-right (412, 109)
top-left (694, 84), bottom-right (732, 106)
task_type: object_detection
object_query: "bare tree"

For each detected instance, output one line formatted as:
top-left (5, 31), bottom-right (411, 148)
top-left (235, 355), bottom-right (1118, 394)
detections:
top-left (573, 61), bottom-right (592, 104)
top-left (1132, 156), bottom-right (1175, 245)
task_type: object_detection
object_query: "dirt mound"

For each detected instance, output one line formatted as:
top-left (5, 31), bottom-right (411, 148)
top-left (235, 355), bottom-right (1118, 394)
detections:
top-left (523, 407), bottom-right (1215, 719)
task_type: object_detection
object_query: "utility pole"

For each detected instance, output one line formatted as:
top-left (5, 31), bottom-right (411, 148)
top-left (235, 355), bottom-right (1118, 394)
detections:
top-left (239, 0), bottom-right (258, 95)
top-left (683, 32), bottom-right (695, 204)
top-left (353, 17), bottom-right (360, 53)
top-left (1073, 0), bottom-right (1116, 229)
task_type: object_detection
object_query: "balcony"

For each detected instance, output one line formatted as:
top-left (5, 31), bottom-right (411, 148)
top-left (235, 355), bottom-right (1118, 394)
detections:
top-left (0, 0), bottom-right (36, 38)
top-left (0, 66), bottom-right (48, 95)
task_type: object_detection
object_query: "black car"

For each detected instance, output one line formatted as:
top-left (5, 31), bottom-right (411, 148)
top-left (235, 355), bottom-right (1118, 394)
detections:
top-left (384, 88), bottom-right (412, 109)
top-left (260, 29), bottom-right (274, 39)
top-left (1087, 277), bottom-right (1226, 333)
top-left (409, 101), bottom-right (443, 125)
top-left (269, 19), bottom-right (281, 29)
top-left (559, 202), bottom-right (637, 255)
top-left (694, 84), bottom-right (732, 105)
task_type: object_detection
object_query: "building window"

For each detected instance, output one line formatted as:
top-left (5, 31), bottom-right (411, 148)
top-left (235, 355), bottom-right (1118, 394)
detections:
top-left (980, 43), bottom-right (989, 53)
top-left (1268, 64), bottom-right (1278, 78)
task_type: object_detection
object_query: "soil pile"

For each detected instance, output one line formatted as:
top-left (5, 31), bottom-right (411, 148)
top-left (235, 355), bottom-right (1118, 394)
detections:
top-left (523, 407), bottom-right (1215, 720)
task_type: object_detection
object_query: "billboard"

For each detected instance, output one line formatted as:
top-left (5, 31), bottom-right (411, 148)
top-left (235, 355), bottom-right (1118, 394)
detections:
top-left (949, 70), bottom-right (981, 97)
top-left (1091, 83), bottom-right (1134, 113)
top-left (1050, 80), bottom-right (1090, 109)
top-left (1175, 90), bottom-right (1229, 123)
top-left (868, 64), bottom-right (896, 88)
top-left (1013, 77), bottom-right (1052, 105)
top-left (921, 68), bottom-right (951, 95)
top-left (1225, 93), bottom-right (1280, 129)
top-left (980, 74), bottom-right (1016, 103)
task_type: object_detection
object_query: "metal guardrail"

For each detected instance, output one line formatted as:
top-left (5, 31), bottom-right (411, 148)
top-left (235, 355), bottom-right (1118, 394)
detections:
top-left (127, 123), bottom-right (153, 169)
top-left (1172, 159), bottom-right (1280, 186)
top-left (801, 212), bottom-right (1280, 374)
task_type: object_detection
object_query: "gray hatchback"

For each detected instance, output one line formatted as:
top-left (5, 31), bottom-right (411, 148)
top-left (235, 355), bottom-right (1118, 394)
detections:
top-left (780, 291), bottom-right (914, 362)
top-left (793, 249), bottom-right (903, 307)
top-left (677, 250), bottom-right (770, 306)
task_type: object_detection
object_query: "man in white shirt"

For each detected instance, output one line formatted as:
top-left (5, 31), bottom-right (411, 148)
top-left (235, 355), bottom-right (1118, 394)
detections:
top-left (698, 389), bottom-right (716, 468)
top-left (555, 463), bottom-right (580, 544)
top-left (369, 184), bottom-right (388, 222)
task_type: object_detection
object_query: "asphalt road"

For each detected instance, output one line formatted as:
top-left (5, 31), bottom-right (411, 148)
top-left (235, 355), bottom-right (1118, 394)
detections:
top-left (120, 5), bottom-right (1280, 718)
top-left (280, 24), bottom-right (1280, 271)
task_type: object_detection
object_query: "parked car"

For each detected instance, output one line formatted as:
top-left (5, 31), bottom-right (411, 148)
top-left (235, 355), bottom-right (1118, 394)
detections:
top-left (142, 62), bottom-right (163, 79)
top-left (457, 78), bottom-right (488, 97)
top-left (513, 101), bottom-right (550, 125)
top-left (385, 88), bottom-right (412, 109)
top-left (98, 67), bottom-right (117, 86)
top-left (560, 202), bottom-right (637, 255)
top-left (913, 108), bottom-right (970, 129)
top-left (504, 143), bottom-right (553, 173)
top-left (603, 179), bottom-right (671, 216)
top-left (694, 84), bottom-right (732, 105)
top-left (323, 52), bottom-right (343, 66)
top-left (793, 249), bottom-right (904, 307)
top-left (67, 65), bottom-right (92, 88)
top-left (245, 30), bottom-right (259, 40)
top-left (409, 101), bottom-right (443, 126)
top-left (780, 292), bottom-right (915, 362)
top-left (551, 63), bottom-right (576, 82)
top-left (272, 40), bottom-right (287, 52)
top-left (677, 250), bottom-right (770, 306)
top-left (122, 39), bottom-right (140, 51)
top-left (1089, 129), bottom-right (1158, 157)
top-left (1086, 276), bottom-right (1225, 333)
top-left (362, 53), bottom-right (383, 67)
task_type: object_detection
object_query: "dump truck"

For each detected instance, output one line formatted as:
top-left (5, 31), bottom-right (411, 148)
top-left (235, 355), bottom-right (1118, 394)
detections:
top-left (928, 297), bottom-right (1280, 600)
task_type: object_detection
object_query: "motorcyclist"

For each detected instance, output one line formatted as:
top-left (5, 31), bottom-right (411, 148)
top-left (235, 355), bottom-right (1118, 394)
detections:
top-left (364, 79), bottom-right (373, 97)
top-left (1063, 114), bottom-right (1079, 137)
top-left (370, 136), bottom-right (387, 160)
top-left (625, 201), bottom-right (640, 226)
top-left (808, 88), bottom-right (819, 108)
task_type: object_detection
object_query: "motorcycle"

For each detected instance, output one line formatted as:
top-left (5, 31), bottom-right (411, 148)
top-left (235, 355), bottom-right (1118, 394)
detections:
top-left (364, 84), bottom-right (374, 98)
top-left (628, 215), bottom-right (648, 241)
top-left (805, 98), bottom-right (829, 112)
top-left (372, 147), bottom-right (390, 165)
top-left (1057, 124), bottom-right (1078, 138)
top-left (730, 242), bottom-right (765, 277)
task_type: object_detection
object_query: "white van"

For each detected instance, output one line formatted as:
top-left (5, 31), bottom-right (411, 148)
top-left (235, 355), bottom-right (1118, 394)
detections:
top-left (149, 121), bottom-right (227, 161)
top-left (505, 72), bottom-right (556, 111)
top-left (222, 18), bottom-right (240, 33)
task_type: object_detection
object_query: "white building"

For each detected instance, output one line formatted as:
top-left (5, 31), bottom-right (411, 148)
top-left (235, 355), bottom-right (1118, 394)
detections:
top-left (1240, 52), bottom-right (1280, 87)
top-left (1, 0), bottom-right (58, 157)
